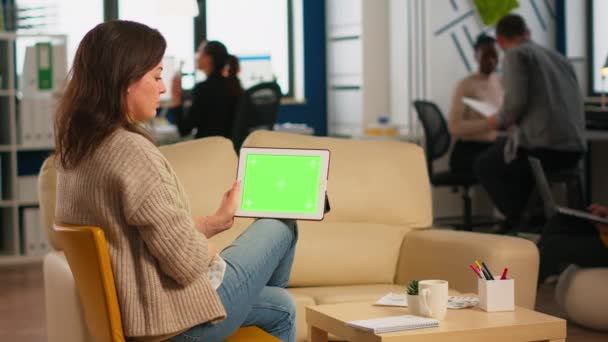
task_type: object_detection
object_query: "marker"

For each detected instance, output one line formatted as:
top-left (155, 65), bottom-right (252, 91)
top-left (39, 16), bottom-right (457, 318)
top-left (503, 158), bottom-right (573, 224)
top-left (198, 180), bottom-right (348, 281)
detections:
top-left (501, 267), bottom-right (508, 280)
top-left (482, 262), bottom-right (495, 280)
top-left (470, 264), bottom-right (483, 279)
top-left (475, 260), bottom-right (483, 270)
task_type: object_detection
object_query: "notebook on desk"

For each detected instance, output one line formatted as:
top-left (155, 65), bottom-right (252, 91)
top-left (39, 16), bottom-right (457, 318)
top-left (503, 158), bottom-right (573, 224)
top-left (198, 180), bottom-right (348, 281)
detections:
top-left (529, 157), bottom-right (608, 225)
top-left (346, 315), bottom-right (439, 334)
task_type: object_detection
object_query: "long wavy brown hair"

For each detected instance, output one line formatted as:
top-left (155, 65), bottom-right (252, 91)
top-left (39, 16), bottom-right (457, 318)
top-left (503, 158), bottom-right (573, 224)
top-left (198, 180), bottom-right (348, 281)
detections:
top-left (55, 20), bottom-right (166, 169)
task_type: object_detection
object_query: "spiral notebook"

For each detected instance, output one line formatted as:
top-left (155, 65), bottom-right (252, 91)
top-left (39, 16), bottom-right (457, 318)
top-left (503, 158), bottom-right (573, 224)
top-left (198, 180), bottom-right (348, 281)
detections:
top-left (346, 315), bottom-right (439, 334)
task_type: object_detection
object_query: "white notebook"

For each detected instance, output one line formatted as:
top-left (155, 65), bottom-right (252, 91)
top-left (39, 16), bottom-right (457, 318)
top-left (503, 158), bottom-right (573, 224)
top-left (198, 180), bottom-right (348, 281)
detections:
top-left (346, 315), bottom-right (439, 334)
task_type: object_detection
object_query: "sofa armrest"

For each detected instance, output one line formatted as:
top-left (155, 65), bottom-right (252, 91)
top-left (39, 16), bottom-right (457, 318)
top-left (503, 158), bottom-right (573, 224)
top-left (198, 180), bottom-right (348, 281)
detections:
top-left (44, 251), bottom-right (91, 342)
top-left (395, 229), bottom-right (539, 309)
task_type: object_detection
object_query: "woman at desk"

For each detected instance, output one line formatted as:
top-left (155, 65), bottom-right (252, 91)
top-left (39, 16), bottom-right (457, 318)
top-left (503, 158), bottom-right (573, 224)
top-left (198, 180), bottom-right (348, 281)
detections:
top-left (171, 41), bottom-right (241, 139)
top-left (448, 34), bottom-right (503, 175)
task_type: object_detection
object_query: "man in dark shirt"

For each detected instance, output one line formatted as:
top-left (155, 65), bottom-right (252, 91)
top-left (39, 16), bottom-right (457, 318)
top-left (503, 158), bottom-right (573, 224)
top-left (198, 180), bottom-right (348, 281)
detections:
top-left (474, 14), bottom-right (586, 233)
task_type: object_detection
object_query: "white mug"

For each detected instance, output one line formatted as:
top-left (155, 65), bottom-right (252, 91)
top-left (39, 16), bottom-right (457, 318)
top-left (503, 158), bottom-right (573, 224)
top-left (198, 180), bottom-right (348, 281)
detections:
top-left (419, 279), bottom-right (448, 320)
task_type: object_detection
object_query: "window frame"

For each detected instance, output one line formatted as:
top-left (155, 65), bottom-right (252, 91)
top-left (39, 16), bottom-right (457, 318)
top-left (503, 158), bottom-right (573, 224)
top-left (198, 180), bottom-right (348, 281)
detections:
top-left (109, 0), bottom-right (297, 97)
top-left (198, 0), bottom-right (295, 97)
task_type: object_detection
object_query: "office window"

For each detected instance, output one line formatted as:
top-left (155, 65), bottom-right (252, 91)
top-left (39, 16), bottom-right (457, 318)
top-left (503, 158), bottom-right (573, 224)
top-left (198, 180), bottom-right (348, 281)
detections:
top-left (15, 0), bottom-right (104, 76)
top-left (119, 0), bottom-right (197, 98)
top-left (205, 0), bottom-right (292, 95)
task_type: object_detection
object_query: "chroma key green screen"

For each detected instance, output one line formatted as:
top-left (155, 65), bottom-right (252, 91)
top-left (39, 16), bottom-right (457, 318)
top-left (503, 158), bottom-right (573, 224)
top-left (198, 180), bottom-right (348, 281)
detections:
top-left (241, 154), bottom-right (322, 213)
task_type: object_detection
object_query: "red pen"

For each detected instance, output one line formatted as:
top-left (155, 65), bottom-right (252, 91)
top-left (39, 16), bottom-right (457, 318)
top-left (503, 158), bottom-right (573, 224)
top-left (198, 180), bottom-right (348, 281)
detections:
top-left (470, 264), bottom-right (483, 279)
top-left (501, 267), bottom-right (508, 280)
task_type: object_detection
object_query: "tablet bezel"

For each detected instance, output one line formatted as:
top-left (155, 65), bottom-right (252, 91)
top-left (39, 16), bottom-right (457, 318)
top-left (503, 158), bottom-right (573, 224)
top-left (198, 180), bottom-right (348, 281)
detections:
top-left (235, 147), bottom-right (330, 220)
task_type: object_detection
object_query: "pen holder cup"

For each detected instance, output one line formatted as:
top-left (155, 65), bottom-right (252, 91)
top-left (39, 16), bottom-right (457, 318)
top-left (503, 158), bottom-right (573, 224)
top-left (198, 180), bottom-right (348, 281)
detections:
top-left (478, 277), bottom-right (515, 312)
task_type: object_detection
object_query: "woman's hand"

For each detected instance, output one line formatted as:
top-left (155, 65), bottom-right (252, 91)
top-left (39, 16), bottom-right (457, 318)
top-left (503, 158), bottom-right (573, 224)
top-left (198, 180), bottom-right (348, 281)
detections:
top-left (588, 203), bottom-right (608, 233)
top-left (171, 73), bottom-right (182, 107)
top-left (195, 182), bottom-right (241, 238)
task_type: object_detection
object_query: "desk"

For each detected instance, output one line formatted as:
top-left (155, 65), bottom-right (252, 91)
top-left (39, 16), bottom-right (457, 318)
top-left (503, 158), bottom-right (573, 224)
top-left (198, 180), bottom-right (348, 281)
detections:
top-left (307, 301), bottom-right (566, 342)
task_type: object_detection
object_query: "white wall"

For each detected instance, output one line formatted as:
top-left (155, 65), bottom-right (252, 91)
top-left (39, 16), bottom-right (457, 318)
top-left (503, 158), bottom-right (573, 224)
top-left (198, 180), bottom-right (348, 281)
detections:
top-left (566, 0), bottom-right (587, 95)
top-left (388, 0), bottom-right (558, 217)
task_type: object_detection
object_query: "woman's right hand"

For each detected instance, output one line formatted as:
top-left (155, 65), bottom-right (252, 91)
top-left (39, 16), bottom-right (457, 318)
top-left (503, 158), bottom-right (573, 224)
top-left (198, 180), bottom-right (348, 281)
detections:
top-left (195, 182), bottom-right (241, 238)
top-left (171, 73), bottom-right (182, 106)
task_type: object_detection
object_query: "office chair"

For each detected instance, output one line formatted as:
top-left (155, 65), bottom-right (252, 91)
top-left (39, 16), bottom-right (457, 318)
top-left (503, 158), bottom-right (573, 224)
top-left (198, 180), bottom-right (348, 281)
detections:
top-left (520, 157), bottom-right (586, 234)
top-left (53, 224), bottom-right (278, 342)
top-left (232, 82), bottom-right (282, 151)
top-left (413, 100), bottom-right (497, 231)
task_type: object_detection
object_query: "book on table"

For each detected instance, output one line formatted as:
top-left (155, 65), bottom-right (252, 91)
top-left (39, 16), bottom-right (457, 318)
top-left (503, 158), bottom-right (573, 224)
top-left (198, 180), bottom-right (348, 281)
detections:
top-left (346, 315), bottom-right (439, 333)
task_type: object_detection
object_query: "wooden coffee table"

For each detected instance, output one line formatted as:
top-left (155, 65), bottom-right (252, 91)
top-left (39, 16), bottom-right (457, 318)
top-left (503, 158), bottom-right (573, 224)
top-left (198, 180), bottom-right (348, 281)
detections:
top-left (306, 301), bottom-right (566, 342)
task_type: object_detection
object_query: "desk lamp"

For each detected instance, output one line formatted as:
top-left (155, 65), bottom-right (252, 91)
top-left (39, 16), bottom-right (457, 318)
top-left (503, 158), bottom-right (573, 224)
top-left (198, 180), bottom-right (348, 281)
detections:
top-left (601, 55), bottom-right (608, 109)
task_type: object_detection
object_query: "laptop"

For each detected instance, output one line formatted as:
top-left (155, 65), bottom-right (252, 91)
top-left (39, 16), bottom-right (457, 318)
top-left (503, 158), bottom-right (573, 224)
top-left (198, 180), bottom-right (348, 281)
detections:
top-left (528, 157), bottom-right (608, 225)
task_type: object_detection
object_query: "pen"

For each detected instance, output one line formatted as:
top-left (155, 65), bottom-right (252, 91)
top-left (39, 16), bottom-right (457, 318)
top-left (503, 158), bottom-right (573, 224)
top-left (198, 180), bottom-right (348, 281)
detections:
top-left (469, 264), bottom-right (483, 279)
top-left (482, 262), bottom-right (495, 280)
top-left (501, 267), bottom-right (508, 280)
top-left (475, 261), bottom-right (490, 280)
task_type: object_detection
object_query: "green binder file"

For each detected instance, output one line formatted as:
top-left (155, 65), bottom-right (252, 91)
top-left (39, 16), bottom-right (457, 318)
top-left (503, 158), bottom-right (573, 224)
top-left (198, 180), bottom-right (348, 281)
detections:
top-left (36, 42), bottom-right (53, 90)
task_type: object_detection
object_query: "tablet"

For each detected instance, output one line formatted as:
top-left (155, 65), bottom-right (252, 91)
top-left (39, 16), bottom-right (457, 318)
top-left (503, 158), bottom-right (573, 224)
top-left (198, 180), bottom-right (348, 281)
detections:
top-left (235, 147), bottom-right (330, 220)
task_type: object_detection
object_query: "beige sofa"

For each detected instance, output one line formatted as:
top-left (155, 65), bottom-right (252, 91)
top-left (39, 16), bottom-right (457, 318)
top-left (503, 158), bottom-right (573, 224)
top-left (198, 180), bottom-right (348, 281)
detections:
top-left (41, 130), bottom-right (540, 342)
top-left (555, 265), bottom-right (608, 331)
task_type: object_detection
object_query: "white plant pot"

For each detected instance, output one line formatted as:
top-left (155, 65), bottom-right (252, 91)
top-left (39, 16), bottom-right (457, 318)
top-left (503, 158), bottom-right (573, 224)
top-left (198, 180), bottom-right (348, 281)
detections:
top-left (407, 294), bottom-right (422, 316)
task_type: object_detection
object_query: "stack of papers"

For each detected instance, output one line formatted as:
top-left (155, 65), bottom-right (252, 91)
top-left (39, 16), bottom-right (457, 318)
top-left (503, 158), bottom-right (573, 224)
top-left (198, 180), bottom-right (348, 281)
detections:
top-left (374, 292), bottom-right (479, 309)
top-left (347, 315), bottom-right (439, 333)
top-left (462, 97), bottom-right (498, 117)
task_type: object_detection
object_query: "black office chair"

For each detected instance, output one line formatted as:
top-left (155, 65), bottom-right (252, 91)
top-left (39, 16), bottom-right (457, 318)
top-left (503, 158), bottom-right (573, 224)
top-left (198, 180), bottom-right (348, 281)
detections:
top-left (231, 82), bottom-right (282, 151)
top-left (518, 157), bottom-right (586, 234)
top-left (413, 100), bottom-right (496, 231)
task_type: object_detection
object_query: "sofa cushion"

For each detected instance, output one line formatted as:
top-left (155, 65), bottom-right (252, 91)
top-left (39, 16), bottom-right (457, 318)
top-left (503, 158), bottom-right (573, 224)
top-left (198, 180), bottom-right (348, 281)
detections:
top-left (159, 137), bottom-right (238, 218)
top-left (289, 284), bottom-right (405, 305)
top-left (557, 267), bottom-right (608, 331)
top-left (288, 221), bottom-right (411, 286)
top-left (243, 131), bottom-right (432, 228)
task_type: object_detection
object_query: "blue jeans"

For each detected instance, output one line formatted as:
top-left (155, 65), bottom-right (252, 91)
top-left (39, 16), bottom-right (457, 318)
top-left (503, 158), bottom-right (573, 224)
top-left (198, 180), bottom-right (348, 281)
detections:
top-left (168, 219), bottom-right (298, 342)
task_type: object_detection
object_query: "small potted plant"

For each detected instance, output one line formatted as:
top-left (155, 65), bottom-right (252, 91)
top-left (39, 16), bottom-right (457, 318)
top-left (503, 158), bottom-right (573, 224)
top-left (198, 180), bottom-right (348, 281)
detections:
top-left (406, 279), bottom-right (422, 315)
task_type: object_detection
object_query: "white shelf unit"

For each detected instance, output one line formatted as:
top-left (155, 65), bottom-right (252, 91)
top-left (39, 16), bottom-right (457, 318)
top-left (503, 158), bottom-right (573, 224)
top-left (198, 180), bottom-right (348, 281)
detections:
top-left (326, 0), bottom-right (390, 137)
top-left (0, 32), bottom-right (67, 266)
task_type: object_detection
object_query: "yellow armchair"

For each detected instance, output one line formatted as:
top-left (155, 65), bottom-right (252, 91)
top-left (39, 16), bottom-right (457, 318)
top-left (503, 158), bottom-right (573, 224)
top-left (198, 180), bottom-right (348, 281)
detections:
top-left (53, 224), bottom-right (277, 342)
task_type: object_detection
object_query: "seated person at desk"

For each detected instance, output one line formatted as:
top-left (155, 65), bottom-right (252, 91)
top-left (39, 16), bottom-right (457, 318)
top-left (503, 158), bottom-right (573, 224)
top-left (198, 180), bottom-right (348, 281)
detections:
top-left (170, 41), bottom-right (240, 139)
top-left (475, 14), bottom-right (586, 232)
top-left (448, 34), bottom-right (503, 175)
top-left (538, 205), bottom-right (608, 284)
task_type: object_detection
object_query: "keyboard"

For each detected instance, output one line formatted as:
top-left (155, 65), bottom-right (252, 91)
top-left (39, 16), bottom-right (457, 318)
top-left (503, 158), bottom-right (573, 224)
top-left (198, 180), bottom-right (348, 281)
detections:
top-left (586, 109), bottom-right (608, 130)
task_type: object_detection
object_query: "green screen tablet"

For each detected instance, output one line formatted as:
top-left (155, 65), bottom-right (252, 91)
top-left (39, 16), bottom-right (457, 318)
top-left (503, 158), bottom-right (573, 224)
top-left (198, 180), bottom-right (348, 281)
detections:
top-left (235, 147), bottom-right (330, 220)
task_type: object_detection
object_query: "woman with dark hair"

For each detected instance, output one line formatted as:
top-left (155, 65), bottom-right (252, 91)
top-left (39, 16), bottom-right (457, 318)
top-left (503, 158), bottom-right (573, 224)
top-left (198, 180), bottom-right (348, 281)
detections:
top-left (55, 21), bottom-right (297, 342)
top-left (447, 33), bottom-right (503, 175)
top-left (171, 40), bottom-right (240, 139)
top-left (223, 54), bottom-right (244, 97)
